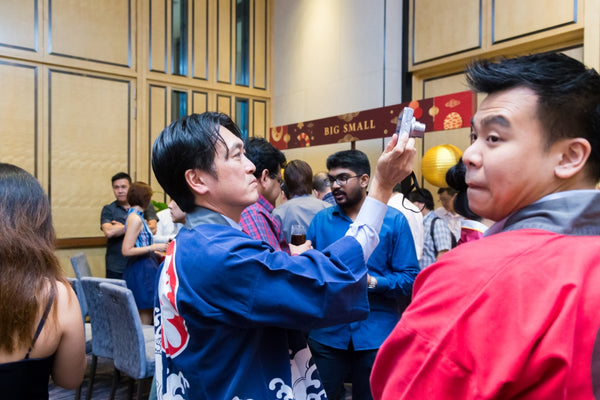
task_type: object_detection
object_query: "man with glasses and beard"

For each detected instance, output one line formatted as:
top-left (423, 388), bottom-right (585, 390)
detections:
top-left (306, 150), bottom-right (419, 400)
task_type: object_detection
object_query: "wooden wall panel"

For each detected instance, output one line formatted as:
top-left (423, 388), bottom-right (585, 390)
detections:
top-left (493, 0), bottom-right (577, 43)
top-left (423, 73), bottom-right (469, 98)
top-left (148, 84), bottom-right (167, 199)
top-left (49, 70), bottom-right (131, 238)
top-left (192, 90), bottom-right (208, 113)
top-left (252, 99), bottom-right (266, 138)
top-left (0, 0), bottom-right (38, 52)
top-left (412, 0), bottom-right (481, 64)
top-left (0, 0), bottom-right (273, 262)
top-left (49, 0), bottom-right (132, 67)
top-left (217, 93), bottom-right (231, 115)
top-left (0, 61), bottom-right (38, 174)
top-left (149, 0), bottom-right (168, 73)
top-left (253, 0), bottom-right (267, 89)
top-left (192, 0), bottom-right (209, 80)
top-left (217, 0), bottom-right (232, 83)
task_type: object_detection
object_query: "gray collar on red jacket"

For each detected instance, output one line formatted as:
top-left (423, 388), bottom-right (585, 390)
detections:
top-left (486, 190), bottom-right (600, 237)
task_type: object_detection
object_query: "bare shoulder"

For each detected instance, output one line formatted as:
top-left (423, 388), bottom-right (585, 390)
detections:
top-left (54, 280), bottom-right (80, 322)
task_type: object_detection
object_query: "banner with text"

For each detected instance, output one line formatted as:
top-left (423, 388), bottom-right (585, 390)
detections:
top-left (269, 90), bottom-right (475, 150)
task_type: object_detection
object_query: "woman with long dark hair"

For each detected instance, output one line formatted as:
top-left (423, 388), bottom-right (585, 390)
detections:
top-left (0, 163), bottom-right (86, 398)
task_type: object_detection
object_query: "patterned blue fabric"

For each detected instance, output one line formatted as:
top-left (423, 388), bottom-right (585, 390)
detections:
top-left (100, 201), bottom-right (158, 274)
top-left (126, 208), bottom-right (154, 247)
top-left (154, 206), bottom-right (369, 400)
top-left (124, 208), bottom-right (159, 309)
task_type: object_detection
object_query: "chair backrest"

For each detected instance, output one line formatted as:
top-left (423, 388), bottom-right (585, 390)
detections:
top-left (70, 252), bottom-right (92, 280)
top-left (67, 277), bottom-right (88, 320)
top-left (99, 282), bottom-right (155, 380)
top-left (80, 277), bottom-right (127, 358)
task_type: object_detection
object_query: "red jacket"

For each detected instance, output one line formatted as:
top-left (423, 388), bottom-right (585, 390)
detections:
top-left (371, 228), bottom-right (600, 399)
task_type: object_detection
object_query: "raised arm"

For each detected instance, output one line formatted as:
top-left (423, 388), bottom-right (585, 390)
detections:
top-left (369, 132), bottom-right (416, 204)
top-left (346, 133), bottom-right (416, 261)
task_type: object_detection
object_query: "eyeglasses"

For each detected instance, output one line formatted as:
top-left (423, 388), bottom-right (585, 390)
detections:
top-left (327, 174), bottom-right (360, 186)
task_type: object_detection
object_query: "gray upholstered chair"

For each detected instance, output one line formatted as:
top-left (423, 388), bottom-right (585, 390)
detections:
top-left (70, 253), bottom-right (92, 319)
top-left (79, 277), bottom-right (127, 400)
top-left (67, 277), bottom-right (92, 352)
top-left (70, 252), bottom-right (92, 279)
top-left (99, 282), bottom-right (156, 400)
top-left (67, 277), bottom-right (92, 400)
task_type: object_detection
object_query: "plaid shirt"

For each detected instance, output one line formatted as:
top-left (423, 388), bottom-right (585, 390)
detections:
top-left (240, 194), bottom-right (290, 254)
top-left (420, 211), bottom-right (453, 269)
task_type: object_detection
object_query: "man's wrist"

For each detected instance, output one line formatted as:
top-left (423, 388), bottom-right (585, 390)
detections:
top-left (367, 176), bottom-right (394, 205)
top-left (368, 276), bottom-right (377, 289)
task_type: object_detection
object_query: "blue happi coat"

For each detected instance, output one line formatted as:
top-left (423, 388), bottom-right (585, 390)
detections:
top-left (154, 206), bottom-right (369, 400)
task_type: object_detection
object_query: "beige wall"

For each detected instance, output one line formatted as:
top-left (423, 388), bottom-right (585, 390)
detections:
top-left (1, 0), bottom-right (599, 275)
top-left (0, 0), bottom-right (272, 276)
top-left (272, 0), bottom-right (597, 208)
top-left (272, 0), bottom-right (405, 175)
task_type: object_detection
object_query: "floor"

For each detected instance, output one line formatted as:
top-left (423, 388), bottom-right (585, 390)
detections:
top-left (49, 354), bottom-right (351, 399)
top-left (49, 355), bottom-right (152, 400)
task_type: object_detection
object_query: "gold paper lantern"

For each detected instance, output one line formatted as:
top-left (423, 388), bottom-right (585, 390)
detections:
top-left (421, 144), bottom-right (463, 187)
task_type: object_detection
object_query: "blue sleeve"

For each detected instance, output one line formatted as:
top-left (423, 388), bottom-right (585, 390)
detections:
top-left (368, 212), bottom-right (419, 300)
top-left (172, 227), bottom-right (370, 331)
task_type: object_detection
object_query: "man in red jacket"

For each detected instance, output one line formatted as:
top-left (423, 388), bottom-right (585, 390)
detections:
top-left (371, 53), bottom-right (600, 399)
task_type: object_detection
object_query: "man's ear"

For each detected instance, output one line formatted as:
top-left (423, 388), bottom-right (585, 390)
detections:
top-left (360, 174), bottom-right (370, 188)
top-left (184, 168), bottom-right (210, 195)
top-left (554, 138), bottom-right (591, 179)
top-left (259, 169), bottom-right (270, 184)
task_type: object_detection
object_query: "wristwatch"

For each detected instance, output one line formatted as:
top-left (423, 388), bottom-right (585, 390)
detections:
top-left (368, 276), bottom-right (377, 289)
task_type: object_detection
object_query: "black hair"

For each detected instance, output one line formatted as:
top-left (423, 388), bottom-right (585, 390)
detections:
top-left (467, 52), bottom-right (600, 181)
top-left (407, 188), bottom-right (434, 211)
top-left (152, 112), bottom-right (243, 213)
top-left (393, 174), bottom-right (415, 196)
top-left (445, 158), bottom-right (481, 221)
top-left (326, 150), bottom-right (370, 177)
top-left (437, 187), bottom-right (457, 196)
top-left (111, 172), bottom-right (131, 184)
top-left (244, 137), bottom-right (286, 179)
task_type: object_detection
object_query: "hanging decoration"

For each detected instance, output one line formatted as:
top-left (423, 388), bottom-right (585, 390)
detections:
top-left (421, 144), bottom-right (463, 187)
top-left (269, 91), bottom-right (475, 150)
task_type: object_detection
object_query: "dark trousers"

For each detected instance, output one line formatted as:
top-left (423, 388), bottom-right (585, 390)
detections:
top-left (105, 269), bottom-right (123, 279)
top-left (308, 338), bottom-right (377, 400)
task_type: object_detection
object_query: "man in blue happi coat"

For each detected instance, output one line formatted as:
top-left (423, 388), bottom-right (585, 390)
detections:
top-left (151, 112), bottom-right (416, 400)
